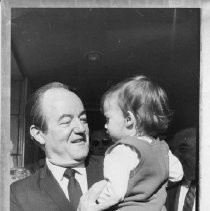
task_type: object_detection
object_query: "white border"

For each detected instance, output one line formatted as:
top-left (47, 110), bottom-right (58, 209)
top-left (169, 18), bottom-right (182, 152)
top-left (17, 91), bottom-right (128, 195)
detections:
top-left (1, 1), bottom-right (210, 210)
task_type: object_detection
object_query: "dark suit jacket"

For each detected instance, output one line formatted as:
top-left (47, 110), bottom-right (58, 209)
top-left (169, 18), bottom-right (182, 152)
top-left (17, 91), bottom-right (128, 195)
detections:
top-left (166, 181), bottom-right (182, 211)
top-left (10, 155), bottom-right (104, 211)
top-left (166, 180), bottom-right (197, 211)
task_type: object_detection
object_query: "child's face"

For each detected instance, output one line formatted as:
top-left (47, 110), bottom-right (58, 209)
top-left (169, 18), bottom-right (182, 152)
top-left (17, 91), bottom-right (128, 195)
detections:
top-left (103, 97), bottom-right (128, 142)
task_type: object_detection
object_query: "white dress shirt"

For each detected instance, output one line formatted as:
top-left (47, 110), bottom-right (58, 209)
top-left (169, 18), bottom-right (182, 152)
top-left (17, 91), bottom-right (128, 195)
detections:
top-left (98, 144), bottom-right (139, 203)
top-left (46, 158), bottom-right (88, 201)
top-left (178, 183), bottom-right (196, 211)
top-left (168, 150), bottom-right (184, 182)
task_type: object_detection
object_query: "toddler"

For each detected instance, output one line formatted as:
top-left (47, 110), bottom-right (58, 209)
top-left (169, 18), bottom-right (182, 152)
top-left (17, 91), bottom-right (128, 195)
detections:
top-left (97, 75), bottom-right (183, 211)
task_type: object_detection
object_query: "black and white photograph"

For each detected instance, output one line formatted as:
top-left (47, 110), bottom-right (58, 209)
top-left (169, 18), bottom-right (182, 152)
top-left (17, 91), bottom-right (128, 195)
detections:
top-left (1, 1), bottom-right (210, 211)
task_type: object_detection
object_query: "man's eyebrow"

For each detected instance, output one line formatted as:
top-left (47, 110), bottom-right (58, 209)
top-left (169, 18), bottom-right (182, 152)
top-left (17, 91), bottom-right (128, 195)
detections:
top-left (79, 110), bottom-right (87, 117)
top-left (58, 114), bottom-right (73, 122)
top-left (58, 111), bottom-right (86, 122)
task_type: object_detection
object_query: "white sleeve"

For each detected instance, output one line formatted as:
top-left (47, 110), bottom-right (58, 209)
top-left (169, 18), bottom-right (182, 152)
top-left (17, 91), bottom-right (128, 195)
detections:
top-left (168, 149), bottom-right (184, 182)
top-left (98, 144), bottom-right (139, 203)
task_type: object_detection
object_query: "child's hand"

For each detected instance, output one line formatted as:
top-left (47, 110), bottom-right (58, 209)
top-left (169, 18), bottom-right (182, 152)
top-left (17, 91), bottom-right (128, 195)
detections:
top-left (97, 181), bottom-right (122, 205)
top-left (77, 180), bottom-right (116, 211)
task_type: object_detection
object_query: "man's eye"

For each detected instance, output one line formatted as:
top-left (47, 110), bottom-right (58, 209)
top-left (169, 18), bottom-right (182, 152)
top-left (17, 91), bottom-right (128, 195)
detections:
top-left (60, 121), bottom-right (71, 125)
top-left (80, 117), bottom-right (87, 123)
top-left (60, 118), bottom-right (72, 125)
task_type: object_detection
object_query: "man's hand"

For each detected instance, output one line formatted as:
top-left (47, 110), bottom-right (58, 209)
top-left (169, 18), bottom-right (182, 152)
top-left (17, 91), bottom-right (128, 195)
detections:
top-left (77, 180), bottom-right (116, 211)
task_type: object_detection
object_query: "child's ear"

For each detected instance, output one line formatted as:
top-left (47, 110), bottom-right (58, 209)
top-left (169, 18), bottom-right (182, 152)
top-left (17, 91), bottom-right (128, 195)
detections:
top-left (30, 125), bottom-right (46, 145)
top-left (125, 111), bottom-right (136, 127)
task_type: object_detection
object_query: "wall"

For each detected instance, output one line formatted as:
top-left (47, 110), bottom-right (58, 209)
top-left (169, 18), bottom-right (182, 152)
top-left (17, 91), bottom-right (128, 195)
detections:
top-left (10, 51), bottom-right (27, 168)
top-left (10, 79), bottom-right (27, 167)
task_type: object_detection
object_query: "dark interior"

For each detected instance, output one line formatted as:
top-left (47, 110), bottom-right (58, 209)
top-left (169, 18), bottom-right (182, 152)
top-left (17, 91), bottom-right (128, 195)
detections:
top-left (11, 8), bottom-right (200, 168)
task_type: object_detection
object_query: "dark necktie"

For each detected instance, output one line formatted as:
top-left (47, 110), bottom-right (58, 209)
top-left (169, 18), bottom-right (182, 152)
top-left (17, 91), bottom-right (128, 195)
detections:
top-left (64, 168), bottom-right (83, 210)
top-left (183, 181), bottom-right (196, 211)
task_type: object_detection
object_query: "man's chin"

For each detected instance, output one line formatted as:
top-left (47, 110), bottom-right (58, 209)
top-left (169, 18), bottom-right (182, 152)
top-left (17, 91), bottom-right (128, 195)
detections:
top-left (49, 153), bottom-right (88, 167)
top-left (74, 149), bottom-right (89, 161)
top-left (52, 159), bottom-right (85, 167)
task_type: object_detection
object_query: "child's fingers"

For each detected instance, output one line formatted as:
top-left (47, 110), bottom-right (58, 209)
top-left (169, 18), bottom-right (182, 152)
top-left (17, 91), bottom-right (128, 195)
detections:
top-left (77, 180), bottom-right (107, 211)
top-left (87, 180), bottom-right (107, 201)
top-left (95, 198), bottom-right (118, 211)
top-left (97, 190), bottom-right (111, 204)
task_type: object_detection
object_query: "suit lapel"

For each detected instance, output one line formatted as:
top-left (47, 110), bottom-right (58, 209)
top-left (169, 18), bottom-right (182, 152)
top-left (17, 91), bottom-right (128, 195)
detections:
top-left (174, 183), bottom-right (181, 211)
top-left (171, 181), bottom-right (182, 211)
top-left (40, 165), bottom-right (74, 211)
top-left (167, 181), bottom-right (182, 211)
top-left (86, 155), bottom-right (104, 188)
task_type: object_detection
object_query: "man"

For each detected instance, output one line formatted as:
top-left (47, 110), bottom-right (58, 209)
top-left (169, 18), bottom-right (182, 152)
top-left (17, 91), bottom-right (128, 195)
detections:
top-left (90, 129), bottom-right (113, 156)
top-left (10, 82), bottom-right (105, 211)
top-left (166, 128), bottom-right (197, 211)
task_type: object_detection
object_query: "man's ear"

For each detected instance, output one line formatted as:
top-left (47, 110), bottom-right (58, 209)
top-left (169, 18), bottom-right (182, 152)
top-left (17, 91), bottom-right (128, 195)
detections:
top-left (125, 111), bottom-right (136, 128)
top-left (30, 125), bottom-right (46, 145)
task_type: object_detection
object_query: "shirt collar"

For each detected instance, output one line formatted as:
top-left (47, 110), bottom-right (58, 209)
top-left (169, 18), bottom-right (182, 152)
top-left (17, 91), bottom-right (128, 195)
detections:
top-left (46, 158), bottom-right (86, 181)
top-left (182, 179), bottom-right (195, 188)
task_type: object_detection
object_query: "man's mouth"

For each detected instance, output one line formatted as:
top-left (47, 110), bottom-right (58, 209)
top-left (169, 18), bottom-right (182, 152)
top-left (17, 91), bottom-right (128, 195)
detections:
top-left (72, 138), bottom-right (85, 144)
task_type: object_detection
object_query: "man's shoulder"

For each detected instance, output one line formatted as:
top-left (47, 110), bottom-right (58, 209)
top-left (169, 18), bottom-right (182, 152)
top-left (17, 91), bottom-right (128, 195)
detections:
top-left (10, 168), bottom-right (42, 192)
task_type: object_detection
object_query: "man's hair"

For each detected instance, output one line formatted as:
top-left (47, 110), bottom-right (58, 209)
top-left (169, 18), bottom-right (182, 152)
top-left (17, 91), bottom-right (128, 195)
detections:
top-left (26, 82), bottom-right (69, 133)
top-left (101, 75), bottom-right (172, 136)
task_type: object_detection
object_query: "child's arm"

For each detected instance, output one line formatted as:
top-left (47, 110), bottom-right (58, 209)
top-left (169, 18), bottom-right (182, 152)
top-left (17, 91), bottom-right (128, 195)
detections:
top-left (98, 144), bottom-right (139, 204)
top-left (168, 149), bottom-right (184, 182)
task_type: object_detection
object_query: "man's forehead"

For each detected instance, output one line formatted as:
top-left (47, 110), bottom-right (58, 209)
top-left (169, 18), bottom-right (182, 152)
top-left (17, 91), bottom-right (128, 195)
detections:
top-left (41, 88), bottom-right (84, 114)
top-left (43, 88), bottom-right (76, 99)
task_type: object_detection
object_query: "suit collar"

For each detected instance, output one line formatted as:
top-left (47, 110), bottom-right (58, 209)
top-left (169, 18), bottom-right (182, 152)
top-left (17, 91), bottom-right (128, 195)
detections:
top-left (40, 165), bottom-right (74, 211)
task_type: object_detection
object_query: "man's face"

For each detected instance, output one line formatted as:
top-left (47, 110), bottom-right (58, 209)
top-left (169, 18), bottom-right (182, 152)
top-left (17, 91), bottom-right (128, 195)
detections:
top-left (90, 130), bottom-right (113, 156)
top-left (40, 88), bottom-right (89, 167)
top-left (170, 128), bottom-right (196, 180)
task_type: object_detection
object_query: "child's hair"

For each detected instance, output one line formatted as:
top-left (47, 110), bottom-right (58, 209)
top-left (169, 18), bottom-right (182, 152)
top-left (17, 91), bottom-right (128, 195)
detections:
top-left (101, 75), bottom-right (172, 136)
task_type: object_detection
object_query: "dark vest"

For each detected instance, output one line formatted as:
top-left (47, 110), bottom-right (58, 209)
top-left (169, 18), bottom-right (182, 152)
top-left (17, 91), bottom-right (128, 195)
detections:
top-left (106, 136), bottom-right (169, 211)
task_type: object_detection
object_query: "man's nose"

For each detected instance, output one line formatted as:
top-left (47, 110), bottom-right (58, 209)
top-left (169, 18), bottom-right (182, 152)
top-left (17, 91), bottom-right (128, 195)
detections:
top-left (74, 119), bottom-right (86, 133)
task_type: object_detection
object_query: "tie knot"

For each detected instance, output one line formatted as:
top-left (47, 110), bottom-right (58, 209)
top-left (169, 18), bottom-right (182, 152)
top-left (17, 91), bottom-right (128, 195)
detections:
top-left (183, 179), bottom-right (196, 188)
top-left (64, 168), bottom-right (76, 179)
